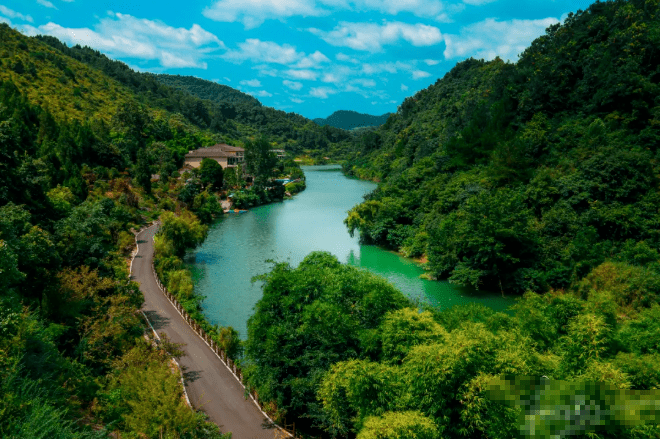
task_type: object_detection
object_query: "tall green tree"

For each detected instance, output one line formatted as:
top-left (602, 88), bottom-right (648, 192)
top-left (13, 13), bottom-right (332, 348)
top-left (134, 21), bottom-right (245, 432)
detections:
top-left (244, 137), bottom-right (277, 189)
top-left (134, 148), bottom-right (151, 195)
top-left (199, 157), bottom-right (224, 190)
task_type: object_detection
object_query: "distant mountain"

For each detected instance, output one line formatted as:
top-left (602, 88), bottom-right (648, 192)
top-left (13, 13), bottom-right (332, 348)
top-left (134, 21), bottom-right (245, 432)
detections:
top-left (313, 110), bottom-right (391, 130)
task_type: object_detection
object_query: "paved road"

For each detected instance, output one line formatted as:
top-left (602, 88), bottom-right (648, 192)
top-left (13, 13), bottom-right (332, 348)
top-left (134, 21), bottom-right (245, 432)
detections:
top-left (132, 224), bottom-right (274, 439)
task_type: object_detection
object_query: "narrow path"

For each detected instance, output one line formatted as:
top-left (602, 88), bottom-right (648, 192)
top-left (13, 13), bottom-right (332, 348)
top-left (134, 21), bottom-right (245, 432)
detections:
top-left (132, 224), bottom-right (274, 439)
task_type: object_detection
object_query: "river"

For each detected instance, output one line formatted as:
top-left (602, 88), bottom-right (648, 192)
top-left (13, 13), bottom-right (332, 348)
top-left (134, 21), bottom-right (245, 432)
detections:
top-left (191, 165), bottom-right (513, 338)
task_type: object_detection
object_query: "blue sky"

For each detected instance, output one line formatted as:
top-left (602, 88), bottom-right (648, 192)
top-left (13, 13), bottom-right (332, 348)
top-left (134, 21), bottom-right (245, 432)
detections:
top-left (1, 0), bottom-right (594, 119)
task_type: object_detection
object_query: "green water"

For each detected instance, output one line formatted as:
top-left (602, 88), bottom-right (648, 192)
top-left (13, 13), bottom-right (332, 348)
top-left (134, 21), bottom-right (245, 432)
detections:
top-left (192, 165), bottom-right (513, 337)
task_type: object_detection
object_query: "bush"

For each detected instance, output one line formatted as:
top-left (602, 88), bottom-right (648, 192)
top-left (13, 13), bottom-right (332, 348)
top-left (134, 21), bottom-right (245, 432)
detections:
top-left (285, 180), bottom-right (306, 195)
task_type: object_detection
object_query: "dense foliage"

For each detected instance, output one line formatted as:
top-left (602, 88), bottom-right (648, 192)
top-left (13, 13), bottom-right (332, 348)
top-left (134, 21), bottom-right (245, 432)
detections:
top-left (0, 25), bottom-right (240, 438)
top-left (343, 0), bottom-right (659, 295)
top-left (155, 74), bottom-right (261, 106)
top-left (2, 0), bottom-right (659, 437)
top-left (13, 28), bottom-right (354, 161)
top-left (244, 252), bottom-right (409, 432)
top-left (243, 1), bottom-right (660, 438)
top-left (246, 253), bottom-right (659, 438)
top-left (153, 74), bottom-right (356, 157)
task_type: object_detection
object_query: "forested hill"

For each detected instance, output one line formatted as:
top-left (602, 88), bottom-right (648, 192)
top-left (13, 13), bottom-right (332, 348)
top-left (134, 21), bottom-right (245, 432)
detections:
top-left (0, 20), bottom-right (243, 437)
top-left (313, 110), bottom-right (391, 130)
top-left (6, 28), bottom-right (353, 157)
top-left (155, 74), bottom-right (260, 106)
top-left (345, 0), bottom-right (660, 295)
top-left (239, 3), bottom-right (660, 436)
top-left (150, 73), bottom-right (355, 157)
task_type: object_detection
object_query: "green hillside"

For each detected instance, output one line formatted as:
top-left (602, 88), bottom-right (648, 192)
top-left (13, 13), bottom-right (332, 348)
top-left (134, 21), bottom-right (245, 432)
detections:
top-left (313, 110), bottom-right (392, 130)
top-left (155, 74), bottom-right (260, 106)
top-left (241, 2), bottom-right (661, 438)
top-left (1, 0), bottom-right (660, 437)
top-left (0, 23), bottom-right (279, 438)
top-left (29, 35), bottom-right (352, 157)
top-left (344, 0), bottom-right (659, 294)
top-left (152, 73), bottom-right (355, 157)
top-left (0, 28), bottom-right (137, 124)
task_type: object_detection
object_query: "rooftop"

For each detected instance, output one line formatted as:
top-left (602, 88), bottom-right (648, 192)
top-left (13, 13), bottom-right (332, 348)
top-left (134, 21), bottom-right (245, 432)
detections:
top-left (185, 144), bottom-right (244, 158)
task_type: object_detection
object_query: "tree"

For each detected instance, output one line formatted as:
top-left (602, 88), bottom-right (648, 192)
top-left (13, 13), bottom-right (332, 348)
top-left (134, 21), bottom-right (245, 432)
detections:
top-left (111, 102), bottom-right (151, 161)
top-left (357, 411), bottom-right (439, 439)
top-left (134, 148), bottom-right (151, 195)
top-left (245, 252), bottom-right (408, 434)
top-left (427, 187), bottom-right (540, 293)
top-left (244, 136), bottom-right (277, 189)
top-left (54, 199), bottom-right (113, 267)
top-left (157, 211), bottom-right (207, 257)
top-left (199, 157), bottom-right (224, 190)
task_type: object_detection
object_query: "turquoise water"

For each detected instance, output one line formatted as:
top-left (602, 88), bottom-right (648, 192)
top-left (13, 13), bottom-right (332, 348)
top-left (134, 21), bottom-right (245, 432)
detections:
top-left (192, 165), bottom-right (513, 337)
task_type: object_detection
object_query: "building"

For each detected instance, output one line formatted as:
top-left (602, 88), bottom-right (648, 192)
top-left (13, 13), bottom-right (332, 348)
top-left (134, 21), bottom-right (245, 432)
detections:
top-left (270, 149), bottom-right (286, 159)
top-left (184, 144), bottom-right (245, 169)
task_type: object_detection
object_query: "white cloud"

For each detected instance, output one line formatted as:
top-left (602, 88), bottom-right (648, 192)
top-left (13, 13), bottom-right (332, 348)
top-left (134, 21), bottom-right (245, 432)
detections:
top-left (294, 50), bottom-right (330, 69)
top-left (225, 41), bottom-right (330, 78)
top-left (335, 52), bottom-right (359, 63)
top-left (352, 78), bottom-right (376, 87)
top-left (309, 86), bottom-right (337, 99)
top-left (0, 5), bottom-right (33, 22)
top-left (22, 12), bottom-right (223, 69)
top-left (202, 0), bottom-right (463, 28)
top-left (443, 17), bottom-right (559, 61)
top-left (317, 64), bottom-right (357, 84)
top-left (255, 65), bottom-right (279, 77)
top-left (309, 21), bottom-right (442, 52)
top-left (424, 59), bottom-right (441, 66)
top-left (290, 97), bottom-right (304, 103)
top-left (223, 39), bottom-right (302, 65)
top-left (361, 61), bottom-right (412, 75)
top-left (284, 69), bottom-right (318, 80)
top-left (203, 0), bottom-right (326, 29)
top-left (401, 84), bottom-right (409, 91)
top-left (462, 0), bottom-right (497, 5)
top-left (283, 80), bottom-right (303, 90)
top-left (248, 90), bottom-right (273, 97)
top-left (240, 79), bottom-right (262, 87)
top-left (412, 70), bottom-right (431, 80)
top-left (37, 0), bottom-right (57, 9)
top-left (223, 77), bottom-right (231, 82)
top-left (322, 72), bottom-right (341, 83)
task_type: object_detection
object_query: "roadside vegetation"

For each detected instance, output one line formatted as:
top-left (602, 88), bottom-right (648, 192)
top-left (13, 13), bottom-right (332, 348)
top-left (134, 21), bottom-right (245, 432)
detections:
top-left (0, 81), bottom-right (231, 437)
top-left (0, 22), bottom-right (292, 437)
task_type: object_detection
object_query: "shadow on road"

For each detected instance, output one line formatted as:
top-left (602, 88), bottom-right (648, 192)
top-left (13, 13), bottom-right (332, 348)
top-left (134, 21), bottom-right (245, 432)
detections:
top-left (183, 368), bottom-right (203, 383)
top-left (143, 310), bottom-right (170, 331)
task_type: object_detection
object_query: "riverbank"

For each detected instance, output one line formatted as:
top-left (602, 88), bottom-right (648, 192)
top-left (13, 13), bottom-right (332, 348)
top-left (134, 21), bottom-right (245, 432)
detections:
top-left (191, 165), bottom-right (513, 340)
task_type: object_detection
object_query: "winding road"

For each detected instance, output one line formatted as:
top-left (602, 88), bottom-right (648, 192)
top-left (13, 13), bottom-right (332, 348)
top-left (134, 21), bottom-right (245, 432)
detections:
top-left (132, 224), bottom-right (274, 439)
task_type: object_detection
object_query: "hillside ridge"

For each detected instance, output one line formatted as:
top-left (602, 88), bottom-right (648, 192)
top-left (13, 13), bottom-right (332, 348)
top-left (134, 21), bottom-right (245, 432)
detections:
top-left (313, 109), bottom-right (391, 130)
